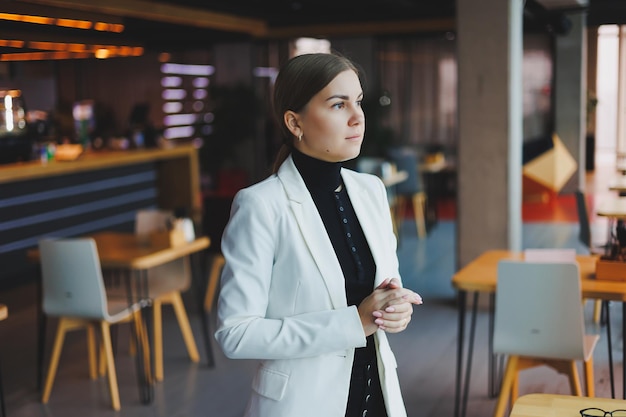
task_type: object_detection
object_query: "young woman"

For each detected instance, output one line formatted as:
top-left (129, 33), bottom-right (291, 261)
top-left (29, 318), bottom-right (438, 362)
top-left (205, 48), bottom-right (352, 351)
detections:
top-left (215, 52), bottom-right (422, 417)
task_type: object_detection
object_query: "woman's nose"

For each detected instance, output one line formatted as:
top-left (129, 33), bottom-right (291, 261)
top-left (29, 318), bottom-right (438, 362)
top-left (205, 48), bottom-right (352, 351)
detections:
top-left (350, 107), bottom-right (364, 124)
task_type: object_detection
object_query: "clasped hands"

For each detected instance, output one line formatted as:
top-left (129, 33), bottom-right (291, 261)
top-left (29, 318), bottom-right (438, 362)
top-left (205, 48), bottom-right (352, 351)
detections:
top-left (359, 278), bottom-right (422, 336)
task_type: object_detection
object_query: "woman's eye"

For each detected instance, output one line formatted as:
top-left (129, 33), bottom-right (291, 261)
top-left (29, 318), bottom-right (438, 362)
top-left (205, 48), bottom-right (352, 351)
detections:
top-left (332, 102), bottom-right (345, 109)
top-left (356, 100), bottom-right (363, 107)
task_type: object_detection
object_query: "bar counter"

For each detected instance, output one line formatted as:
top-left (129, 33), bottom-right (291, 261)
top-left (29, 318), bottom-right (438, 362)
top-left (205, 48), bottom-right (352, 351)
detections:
top-left (0, 146), bottom-right (200, 210)
top-left (0, 145), bottom-right (201, 287)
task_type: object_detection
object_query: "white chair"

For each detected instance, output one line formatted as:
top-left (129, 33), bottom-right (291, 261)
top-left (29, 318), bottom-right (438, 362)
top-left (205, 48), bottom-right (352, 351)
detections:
top-left (387, 146), bottom-right (427, 239)
top-left (492, 260), bottom-right (599, 417)
top-left (39, 238), bottom-right (148, 411)
top-left (524, 247), bottom-right (602, 323)
top-left (133, 209), bottom-right (200, 381)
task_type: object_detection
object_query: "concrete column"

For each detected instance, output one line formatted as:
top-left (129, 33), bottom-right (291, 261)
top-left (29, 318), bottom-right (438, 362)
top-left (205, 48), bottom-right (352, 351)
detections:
top-left (554, 12), bottom-right (587, 192)
top-left (457, 0), bottom-right (524, 268)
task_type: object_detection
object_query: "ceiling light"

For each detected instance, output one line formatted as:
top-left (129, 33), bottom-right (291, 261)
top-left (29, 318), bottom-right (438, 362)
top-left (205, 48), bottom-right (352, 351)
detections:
top-left (0, 45), bottom-right (143, 61)
top-left (0, 3), bottom-right (124, 32)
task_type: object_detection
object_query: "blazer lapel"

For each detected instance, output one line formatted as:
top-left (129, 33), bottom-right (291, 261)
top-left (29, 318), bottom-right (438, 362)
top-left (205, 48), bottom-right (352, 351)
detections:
top-left (277, 156), bottom-right (348, 309)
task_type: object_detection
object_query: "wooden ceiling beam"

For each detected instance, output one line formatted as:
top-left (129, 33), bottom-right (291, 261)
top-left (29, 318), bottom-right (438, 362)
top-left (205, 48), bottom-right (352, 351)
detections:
top-left (14, 0), bottom-right (268, 36)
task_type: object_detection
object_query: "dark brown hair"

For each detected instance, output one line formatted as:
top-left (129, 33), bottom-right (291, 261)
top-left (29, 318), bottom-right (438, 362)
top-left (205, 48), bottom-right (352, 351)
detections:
top-left (271, 53), bottom-right (360, 173)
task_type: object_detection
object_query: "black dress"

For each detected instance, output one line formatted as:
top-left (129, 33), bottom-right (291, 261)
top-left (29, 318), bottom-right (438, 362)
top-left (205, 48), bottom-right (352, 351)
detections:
top-left (292, 150), bottom-right (388, 417)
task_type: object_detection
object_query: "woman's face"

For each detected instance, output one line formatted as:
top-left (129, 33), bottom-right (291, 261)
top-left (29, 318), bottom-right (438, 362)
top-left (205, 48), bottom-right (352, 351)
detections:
top-left (290, 69), bottom-right (365, 163)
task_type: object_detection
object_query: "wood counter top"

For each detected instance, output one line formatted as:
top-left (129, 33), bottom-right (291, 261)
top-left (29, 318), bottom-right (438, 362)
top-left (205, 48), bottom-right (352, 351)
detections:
top-left (0, 145), bottom-right (198, 184)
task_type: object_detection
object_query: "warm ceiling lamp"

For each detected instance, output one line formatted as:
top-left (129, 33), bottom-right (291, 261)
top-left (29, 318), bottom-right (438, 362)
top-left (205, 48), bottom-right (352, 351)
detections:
top-left (0, 41), bottom-right (143, 61)
top-left (94, 48), bottom-right (109, 59)
top-left (0, 40), bottom-right (25, 48)
top-left (0, 3), bottom-right (124, 33)
top-left (0, 51), bottom-right (92, 61)
top-left (0, 48), bottom-right (143, 61)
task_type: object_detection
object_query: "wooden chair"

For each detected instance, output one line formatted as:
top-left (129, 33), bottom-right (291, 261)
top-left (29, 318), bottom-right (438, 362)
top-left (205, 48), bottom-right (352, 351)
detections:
top-left (39, 238), bottom-right (148, 411)
top-left (388, 146), bottom-right (427, 239)
top-left (492, 260), bottom-right (599, 417)
top-left (133, 209), bottom-right (200, 381)
top-left (0, 303), bottom-right (7, 417)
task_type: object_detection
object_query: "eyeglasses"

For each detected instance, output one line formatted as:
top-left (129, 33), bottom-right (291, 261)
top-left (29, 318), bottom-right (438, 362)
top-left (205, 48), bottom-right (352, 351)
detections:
top-left (580, 408), bottom-right (626, 417)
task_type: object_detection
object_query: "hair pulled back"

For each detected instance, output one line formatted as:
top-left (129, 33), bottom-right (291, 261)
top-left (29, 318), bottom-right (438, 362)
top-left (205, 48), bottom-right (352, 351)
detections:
top-left (271, 53), bottom-right (360, 172)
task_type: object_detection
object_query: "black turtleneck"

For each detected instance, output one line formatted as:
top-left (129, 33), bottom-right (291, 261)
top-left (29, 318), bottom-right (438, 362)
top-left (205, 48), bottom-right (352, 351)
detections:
top-left (291, 149), bottom-right (386, 417)
top-left (292, 149), bottom-right (377, 356)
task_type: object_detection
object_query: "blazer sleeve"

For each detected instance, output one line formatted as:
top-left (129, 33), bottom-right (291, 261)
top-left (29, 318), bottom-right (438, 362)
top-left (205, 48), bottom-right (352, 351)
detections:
top-left (214, 187), bottom-right (366, 360)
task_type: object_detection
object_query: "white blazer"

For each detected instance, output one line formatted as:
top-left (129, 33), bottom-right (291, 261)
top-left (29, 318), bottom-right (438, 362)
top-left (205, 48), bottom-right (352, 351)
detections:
top-left (215, 155), bottom-right (407, 417)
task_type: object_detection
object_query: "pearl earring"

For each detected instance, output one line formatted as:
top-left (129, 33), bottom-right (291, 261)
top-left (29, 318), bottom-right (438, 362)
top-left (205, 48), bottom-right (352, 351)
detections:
top-left (298, 133), bottom-right (302, 142)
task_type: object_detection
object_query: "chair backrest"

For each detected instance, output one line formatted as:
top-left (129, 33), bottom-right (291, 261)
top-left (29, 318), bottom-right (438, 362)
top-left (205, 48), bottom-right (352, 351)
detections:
top-left (387, 146), bottom-right (423, 195)
top-left (494, 260), bottom-right (586, 360)
top-left (574, 190), bottom-right (592, 249)
top-left (134, 209), bottom-right (190, 293)
top-left (356, 156), bottom-right (386, 176)
top-left (39, 238), bottom-right (109, 320)
top-left (135, 208), bottom-right (173, 237)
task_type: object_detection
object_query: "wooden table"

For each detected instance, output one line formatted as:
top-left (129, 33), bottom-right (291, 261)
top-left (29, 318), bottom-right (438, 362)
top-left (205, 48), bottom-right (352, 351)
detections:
top-left (609, 176), bottom-right (626, 194)
top-left (510, 393), bottom-right (626, 417)
top-left (597, 197), bottom-right (626, 219)
top-left (88, 231), bottom-right (210, 270)
top-left (381, 170), bottom-right (408, 187)
top-left (29, 232), bottom-right (211, 404)
top-left (451, 250), bottom-right (626, 417)
top-left (596, 197), bottom-right (626, 253)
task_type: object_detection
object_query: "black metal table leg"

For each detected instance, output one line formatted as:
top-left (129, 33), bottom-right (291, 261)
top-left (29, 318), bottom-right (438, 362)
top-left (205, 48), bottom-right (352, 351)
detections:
top-left (607, 302), bottom-right (626, 399)
top-left (192, 251), bottom-right (215, 368)
top-left (454, 290), bottom-right (479, 417)
top-left (461, 292), bottom-right (479, 417)
top-left (488, 292), bottom-right (499, 398)
top-left (604, 300), bottom-right (615, 398)
top-left (0, 353), bottom-right (5, 417)
top-left (36, 264), bottom-right (45, 392)
top-left (454, 290), bottom-right (466, 417)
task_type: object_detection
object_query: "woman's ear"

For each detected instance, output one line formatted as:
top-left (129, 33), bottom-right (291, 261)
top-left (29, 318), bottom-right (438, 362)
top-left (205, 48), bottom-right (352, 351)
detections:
top-left (283, 110), bottom-right (300, 138)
